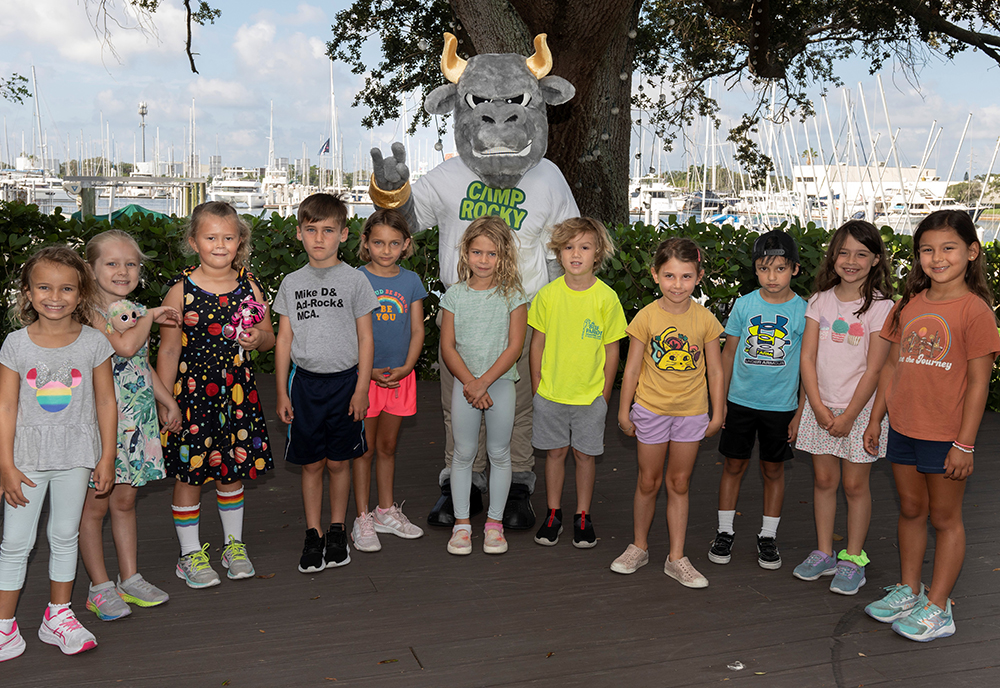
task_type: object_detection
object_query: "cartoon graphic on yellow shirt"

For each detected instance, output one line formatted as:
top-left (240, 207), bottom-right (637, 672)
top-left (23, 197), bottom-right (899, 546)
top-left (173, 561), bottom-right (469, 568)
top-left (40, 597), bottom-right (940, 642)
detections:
top-left (651, 326), bottom-right (700, 371)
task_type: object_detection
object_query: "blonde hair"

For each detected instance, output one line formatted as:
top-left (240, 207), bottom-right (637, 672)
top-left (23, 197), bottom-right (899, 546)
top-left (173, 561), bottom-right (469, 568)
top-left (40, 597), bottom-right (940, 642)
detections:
top-left (548, 217), bottom-right (616, 272)
top-left (16, 245), bottom-right (100, 328)
top-left (359, 208), bottom-right (414, 262)
top-left (183, 201), bottom-right (252, 270)
top-left (86, 229), bottom-right (148, 275)
top-left (457, 216), bottom-right (523, 298)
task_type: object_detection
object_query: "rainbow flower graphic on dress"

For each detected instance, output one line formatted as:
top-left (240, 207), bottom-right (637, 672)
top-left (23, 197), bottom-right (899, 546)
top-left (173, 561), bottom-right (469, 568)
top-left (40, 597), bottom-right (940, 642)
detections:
top-left (26, 363), bottom-right (82, 413)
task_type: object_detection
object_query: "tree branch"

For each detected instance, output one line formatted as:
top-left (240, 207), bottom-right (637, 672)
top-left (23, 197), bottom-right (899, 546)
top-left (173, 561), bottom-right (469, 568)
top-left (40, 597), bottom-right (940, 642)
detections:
top-left (890, 0), bottom-right (1000, 63)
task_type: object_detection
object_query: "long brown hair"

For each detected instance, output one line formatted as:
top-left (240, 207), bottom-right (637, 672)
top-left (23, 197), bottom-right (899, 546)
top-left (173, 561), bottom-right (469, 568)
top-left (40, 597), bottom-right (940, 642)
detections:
top-left (456, 216), bottom-right (523, 299)
top-left (652, 237), bottom-right (703, 273)
top-left (813, 220), bottom-right (893, 316)
top-left (889, 210), bottom-right (995, 334)
top-left (359, 208), bottom-right (414, 262)
top-left (17, 245), bottom-right (100, 328)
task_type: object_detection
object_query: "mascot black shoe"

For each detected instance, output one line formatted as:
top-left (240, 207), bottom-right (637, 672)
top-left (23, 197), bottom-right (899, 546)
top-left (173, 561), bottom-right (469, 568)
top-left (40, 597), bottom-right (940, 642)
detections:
top-left (427, 480), bottom-right (484, 527)
top-left (503, 483), bottom-right (535, 530)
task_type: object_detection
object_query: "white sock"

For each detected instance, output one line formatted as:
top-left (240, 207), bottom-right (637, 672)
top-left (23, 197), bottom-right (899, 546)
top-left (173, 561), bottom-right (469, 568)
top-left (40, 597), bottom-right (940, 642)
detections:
top-left (452, 524), bottom-right (472, 534)
top-left (217, 487), bottom-right (245, 543)
top-left (172, 503), bottom-right (202, 556)
top-left (0, 618), bottom-right (14, 633)
top-left (759, 516), bottom-right (780, 539)
top-left (717, 510), bottom-right (736, 534)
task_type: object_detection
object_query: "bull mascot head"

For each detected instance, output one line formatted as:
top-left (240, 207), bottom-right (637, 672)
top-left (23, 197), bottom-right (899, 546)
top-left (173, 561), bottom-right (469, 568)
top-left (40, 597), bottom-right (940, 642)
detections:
top-left (369, 33), bottom-right (575, 207)
top-left (428, 33), bottom-right (574, 188)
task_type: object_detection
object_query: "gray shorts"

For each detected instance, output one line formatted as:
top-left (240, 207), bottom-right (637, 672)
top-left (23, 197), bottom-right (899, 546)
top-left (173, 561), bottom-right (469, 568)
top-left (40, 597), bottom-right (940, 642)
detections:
top-left (531, 394), bottom-right (608, 457)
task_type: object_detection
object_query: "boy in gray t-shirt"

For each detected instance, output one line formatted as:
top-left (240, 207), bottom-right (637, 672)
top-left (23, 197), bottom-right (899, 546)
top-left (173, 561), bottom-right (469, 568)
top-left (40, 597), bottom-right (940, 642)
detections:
top-left (273, 194), bottom-right (378, 573)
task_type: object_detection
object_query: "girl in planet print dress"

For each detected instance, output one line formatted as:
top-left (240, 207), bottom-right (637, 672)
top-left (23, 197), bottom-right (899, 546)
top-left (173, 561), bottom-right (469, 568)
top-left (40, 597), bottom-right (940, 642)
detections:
top-left (157, 201), bottom-right (275, 589)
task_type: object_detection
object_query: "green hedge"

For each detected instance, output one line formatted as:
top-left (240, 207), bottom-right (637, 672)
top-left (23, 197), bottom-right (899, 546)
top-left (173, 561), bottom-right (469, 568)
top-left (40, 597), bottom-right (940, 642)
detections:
top-left (2, 200), bottom-right (998, 410)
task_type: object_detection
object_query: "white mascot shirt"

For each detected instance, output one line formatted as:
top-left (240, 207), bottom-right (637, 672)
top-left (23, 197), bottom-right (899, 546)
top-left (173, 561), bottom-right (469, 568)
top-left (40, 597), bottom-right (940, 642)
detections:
top-left (411, 156), bottom-right (580, 299)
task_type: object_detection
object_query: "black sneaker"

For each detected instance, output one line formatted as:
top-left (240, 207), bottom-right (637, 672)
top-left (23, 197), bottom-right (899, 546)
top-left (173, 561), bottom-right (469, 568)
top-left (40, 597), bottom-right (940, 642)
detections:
top-left (757, 535), bottom-right (782, 570)
top-left (572, 512), bottom-right (597, 549)
top-left (298, 528), bottom-right (326, 573)
top-left (708, 531), bottom-right (734, 564)
top-left (325, 523), bottom-right (351, 568)
top-left (534, 508), bottom-right (563, 546)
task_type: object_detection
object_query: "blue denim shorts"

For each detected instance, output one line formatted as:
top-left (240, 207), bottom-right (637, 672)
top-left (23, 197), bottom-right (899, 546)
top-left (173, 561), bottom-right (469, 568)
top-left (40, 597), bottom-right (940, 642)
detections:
top-left (885, 425), bottom-right (951, 475)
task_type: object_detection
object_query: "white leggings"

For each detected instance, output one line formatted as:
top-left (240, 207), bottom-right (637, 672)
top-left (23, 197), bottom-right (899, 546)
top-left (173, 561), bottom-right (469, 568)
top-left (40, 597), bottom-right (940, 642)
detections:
top-left (450, 378), bottom-right (514, 521)
top-left (0, 467), bottom-right (91, 590)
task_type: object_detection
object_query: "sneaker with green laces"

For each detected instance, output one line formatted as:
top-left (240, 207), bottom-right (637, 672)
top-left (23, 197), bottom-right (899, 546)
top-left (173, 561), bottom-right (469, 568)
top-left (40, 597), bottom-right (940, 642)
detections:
top-left (892, 598), bottom-right (955, 641)
top-left (221, 536), bottom-right (255, 580)
top-left (864, 583), bottom-right (925, 623)
top-left (117, 573), bottom-right (169, 607)
top-left (176, 543), bottom-right (221, 589)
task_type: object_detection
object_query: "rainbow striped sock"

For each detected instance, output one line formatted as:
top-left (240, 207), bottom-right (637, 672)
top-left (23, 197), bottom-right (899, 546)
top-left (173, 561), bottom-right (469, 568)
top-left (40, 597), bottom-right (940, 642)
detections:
top-left (172, 504), bottom-right (201, 556)
top-left (217, 487), bottom-right (245, 543)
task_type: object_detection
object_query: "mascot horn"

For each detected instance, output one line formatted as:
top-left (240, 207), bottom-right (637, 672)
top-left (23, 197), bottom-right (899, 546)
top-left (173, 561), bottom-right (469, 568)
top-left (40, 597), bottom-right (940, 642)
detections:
top-left (370, 33), bottom-right (580, 530)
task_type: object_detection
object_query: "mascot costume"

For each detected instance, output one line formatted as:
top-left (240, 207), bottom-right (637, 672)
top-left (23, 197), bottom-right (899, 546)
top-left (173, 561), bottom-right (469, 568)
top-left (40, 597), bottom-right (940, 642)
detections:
top-left (370, 33), bottom-right (579, 529)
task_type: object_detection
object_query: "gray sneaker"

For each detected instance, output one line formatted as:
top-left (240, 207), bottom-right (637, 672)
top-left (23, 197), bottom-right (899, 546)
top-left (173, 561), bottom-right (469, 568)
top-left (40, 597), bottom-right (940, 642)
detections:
top-left (117, 573), bottom-right (169, 607)
top-left (221, 536), bottom-right (256, 580)
top-left (85, 581), bottom-right (132, 621)
top-left (176, 543), bottom-right (221, 589)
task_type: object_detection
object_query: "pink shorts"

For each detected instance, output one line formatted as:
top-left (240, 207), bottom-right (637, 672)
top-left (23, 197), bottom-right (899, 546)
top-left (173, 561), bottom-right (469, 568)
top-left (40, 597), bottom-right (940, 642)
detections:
top-left (630, 403), bottom-right (709, 444)
top-left (366, 370), bottom-right (417, 418)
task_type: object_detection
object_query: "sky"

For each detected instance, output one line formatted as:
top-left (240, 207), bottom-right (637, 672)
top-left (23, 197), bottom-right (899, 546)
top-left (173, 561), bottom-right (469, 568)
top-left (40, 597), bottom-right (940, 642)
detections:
top-left (2, 1), bottom-right (999, 182)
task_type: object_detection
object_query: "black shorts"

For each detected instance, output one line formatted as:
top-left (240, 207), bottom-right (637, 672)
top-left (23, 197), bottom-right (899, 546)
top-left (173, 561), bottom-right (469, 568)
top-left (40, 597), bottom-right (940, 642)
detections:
top-left (718, 401), bottom-right (795, 463)
top-left (886, 425), bottom-right (950, 475)
top-left (284, 365), bottom-right (367, 465)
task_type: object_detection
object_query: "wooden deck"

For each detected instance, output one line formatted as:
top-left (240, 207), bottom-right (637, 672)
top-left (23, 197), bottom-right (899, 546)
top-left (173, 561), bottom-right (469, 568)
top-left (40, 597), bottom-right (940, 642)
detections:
top-left (3, 375), bottom-right (999, 687)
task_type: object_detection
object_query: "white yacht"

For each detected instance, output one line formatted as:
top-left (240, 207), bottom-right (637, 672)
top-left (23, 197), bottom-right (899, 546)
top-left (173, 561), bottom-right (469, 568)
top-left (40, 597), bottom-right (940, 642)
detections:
top-left (208, 168), bottom-right (265, 208)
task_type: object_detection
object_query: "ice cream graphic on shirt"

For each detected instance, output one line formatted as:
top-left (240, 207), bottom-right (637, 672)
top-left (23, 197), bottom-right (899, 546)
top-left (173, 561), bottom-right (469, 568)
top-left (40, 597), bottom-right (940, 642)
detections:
top-left (847, 322), bottom-right (864, 346)
top-left (831, 317), bottom-right (849, 343)
top-left (26, 363), bottom-right (82, 413)
top-left (818, 316), bottom-right (831, 340)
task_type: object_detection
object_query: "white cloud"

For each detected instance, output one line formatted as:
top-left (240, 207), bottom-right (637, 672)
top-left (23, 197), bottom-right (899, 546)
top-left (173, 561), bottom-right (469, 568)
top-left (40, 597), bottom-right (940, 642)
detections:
top-left (1, 0), bottom-right (189, 67)
top-left (249, 4), bottom-right (326, 26)
top-left (188, 78), bottom-right (256, 108)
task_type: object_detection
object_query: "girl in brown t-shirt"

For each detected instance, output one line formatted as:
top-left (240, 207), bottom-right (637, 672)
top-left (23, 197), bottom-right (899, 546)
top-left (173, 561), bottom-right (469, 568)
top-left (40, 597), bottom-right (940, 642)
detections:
top-left (863, 210), bottom-right (1000, 642)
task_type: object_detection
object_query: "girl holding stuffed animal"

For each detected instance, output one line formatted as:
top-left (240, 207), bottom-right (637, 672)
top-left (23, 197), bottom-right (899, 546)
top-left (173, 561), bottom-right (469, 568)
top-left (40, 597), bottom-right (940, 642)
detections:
top-left (0, 246), bottom-right (117, 661)
top-left (350, 209), bottom-right (427, 552)
top-left (77, 230), bottom-right (184, 621)
top-left (612, 238), bottom-right (724, 589)
top-left (157, 202), bottom-right (275, 589)
top-left (440, 216), bottom-right (528, 556)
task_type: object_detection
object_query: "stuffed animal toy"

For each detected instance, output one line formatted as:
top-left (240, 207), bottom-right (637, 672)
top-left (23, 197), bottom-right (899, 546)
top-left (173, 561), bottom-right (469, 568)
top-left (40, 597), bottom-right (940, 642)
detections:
top-left (223, 295), bottom-right (267, 342)
top-left (105, 299), bottom-right (147, 335)
top-left (370, 33), bottom-right (580, 530)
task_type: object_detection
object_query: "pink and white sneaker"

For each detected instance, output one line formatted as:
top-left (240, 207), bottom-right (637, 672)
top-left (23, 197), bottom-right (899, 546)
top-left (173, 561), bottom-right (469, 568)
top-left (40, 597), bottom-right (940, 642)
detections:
top-left (38, 606), bottom-right (97, 655)
top-left (0, 620), bottom-right (26, 662)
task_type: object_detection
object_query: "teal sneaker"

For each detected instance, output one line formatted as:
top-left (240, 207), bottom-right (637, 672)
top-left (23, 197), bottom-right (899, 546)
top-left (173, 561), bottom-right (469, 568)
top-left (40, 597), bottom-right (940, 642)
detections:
top-left (829, 561), bottom-right (866, 595)
top-left (792, 550), bottom-right (837, 581)
top-left (891, 599), bottom-right (955, 642)
top-left (865, 583), bottom-right (925, 623)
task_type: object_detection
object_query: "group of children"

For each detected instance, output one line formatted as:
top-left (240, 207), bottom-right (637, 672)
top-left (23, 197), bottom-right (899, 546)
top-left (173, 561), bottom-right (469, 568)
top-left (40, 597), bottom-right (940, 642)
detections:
top-left (0, 196), bottom-right (994, 662)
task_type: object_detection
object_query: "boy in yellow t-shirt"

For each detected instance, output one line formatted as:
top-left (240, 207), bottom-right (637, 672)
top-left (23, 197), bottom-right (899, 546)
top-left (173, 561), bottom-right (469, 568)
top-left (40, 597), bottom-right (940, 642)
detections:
top-left (528, 217), bottom-right (627, 548)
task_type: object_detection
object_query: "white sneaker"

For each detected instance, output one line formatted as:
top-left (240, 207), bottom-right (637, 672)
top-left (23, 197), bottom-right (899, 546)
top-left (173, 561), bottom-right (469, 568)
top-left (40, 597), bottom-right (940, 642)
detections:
top-left (447, 527), bottom-right (472, 555)
top-left (38, 606), bottom-right (98, 655)
top-left (483, 525), bottom-right (508, 554)
top-left (0, 620), bottom-right (26, 662)
top-left (373, 503), bottom-right (424, 539)
top-left (351, 511), bottom-right (382, 552)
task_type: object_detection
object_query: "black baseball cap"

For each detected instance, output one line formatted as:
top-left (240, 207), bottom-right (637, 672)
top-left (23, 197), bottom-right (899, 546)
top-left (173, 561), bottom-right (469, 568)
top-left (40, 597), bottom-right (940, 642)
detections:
top-left (752, 230), bottom-right (799, 265)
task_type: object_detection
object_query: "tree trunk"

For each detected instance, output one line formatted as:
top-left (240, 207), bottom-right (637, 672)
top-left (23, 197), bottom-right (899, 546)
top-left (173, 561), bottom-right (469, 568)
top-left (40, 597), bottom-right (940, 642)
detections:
top-left (451, 0), bottom-right (640, 224)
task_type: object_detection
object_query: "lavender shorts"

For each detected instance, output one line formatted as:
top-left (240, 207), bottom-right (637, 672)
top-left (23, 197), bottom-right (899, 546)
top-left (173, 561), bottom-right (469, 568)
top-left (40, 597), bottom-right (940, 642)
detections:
top-left (629, 403), bottom-right (709, 444)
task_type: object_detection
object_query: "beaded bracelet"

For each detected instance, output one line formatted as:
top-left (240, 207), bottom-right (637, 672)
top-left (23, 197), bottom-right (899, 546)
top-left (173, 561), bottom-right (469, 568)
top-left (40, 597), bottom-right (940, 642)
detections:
top-left (951, 443), bottom-right (974, 454)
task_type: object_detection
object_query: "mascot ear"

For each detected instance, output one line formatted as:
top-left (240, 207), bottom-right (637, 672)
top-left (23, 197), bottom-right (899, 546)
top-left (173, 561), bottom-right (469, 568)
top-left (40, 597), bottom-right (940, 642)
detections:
top-left (538, 75), bottom-right (575, 106)
top-left (425, 84), bottom-right (459, 115)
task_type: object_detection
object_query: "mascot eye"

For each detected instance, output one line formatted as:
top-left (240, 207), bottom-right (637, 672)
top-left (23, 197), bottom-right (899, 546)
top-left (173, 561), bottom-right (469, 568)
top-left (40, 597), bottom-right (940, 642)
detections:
top-left (465, 94), bottom-right (489, 109)
top-left (120, 314), bottom-right (130, 323)
top-left (505, 94), bottom-right (530, 106)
